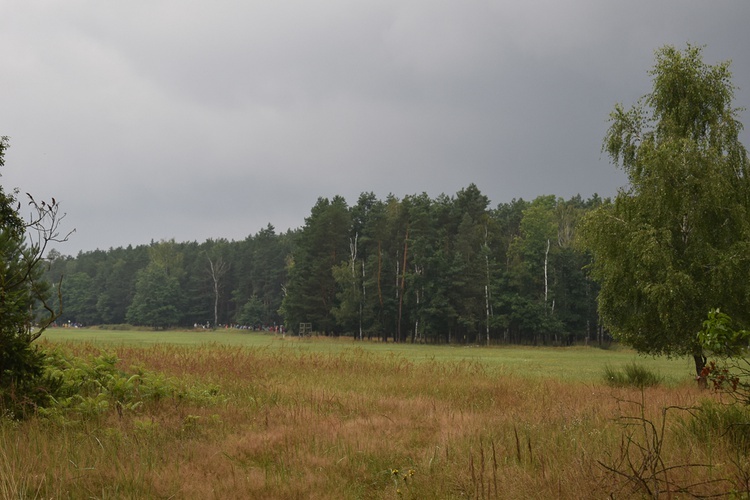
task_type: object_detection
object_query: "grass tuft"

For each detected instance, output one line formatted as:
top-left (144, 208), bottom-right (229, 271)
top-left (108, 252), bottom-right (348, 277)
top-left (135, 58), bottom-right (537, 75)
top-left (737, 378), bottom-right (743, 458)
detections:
top-left (683, 399), bottom-right (750, 453)
top-left (603, 362), bottom-right (663, 388)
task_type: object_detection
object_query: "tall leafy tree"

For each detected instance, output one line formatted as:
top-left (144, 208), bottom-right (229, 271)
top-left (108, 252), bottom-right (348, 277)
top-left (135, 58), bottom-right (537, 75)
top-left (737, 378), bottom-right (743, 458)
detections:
top-left (581, 45), bottom-right (750, 377)
top-left (341, 193), bottom-right (381, 340)
top-left (247, 225), bottom-right (290, 327)
top-left (491, 198), bottom-right (528, 343)
top-left (401, 193), bottom-right (434, 343)
top-left (451, 185), bottom-right (492, 343)
top-left (281, 196), bottom-right (350, 334)
top-left (61, 272), bottom-right (98, 325)
top-left (355, 194), bottom-right (390, 339)
top-left (126, 240), bottom-right (184, 328)
top-left (331, 258), bottom-right (361, 335)
top-left (236, 294), bottom-right (265, 328)
top-left (95, 245), bottom-right (148, 324)
top-left (180, 241), bottom-right (213, 327)
top-left (506, 195), bottom-right (564, 343)
top-left (548, 196), bottom-right (598, 344)
top-left (126, 263), bottom-right (182, 328)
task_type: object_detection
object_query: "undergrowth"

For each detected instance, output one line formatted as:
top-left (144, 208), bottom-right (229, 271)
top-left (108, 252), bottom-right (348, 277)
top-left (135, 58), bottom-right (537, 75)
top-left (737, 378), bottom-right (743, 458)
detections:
top-left (3, 346), bottom-right (226, 423)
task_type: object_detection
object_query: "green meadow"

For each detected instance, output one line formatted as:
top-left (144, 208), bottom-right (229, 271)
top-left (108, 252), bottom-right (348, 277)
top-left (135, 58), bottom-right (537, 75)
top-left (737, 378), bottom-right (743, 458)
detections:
top-left (43, 327), bottom-right (695, 383)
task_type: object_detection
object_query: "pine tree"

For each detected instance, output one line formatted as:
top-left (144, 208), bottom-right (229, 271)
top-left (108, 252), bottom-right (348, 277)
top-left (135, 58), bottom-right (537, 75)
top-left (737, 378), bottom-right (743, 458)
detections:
top-left (0, 137), bottom-right (70, 416)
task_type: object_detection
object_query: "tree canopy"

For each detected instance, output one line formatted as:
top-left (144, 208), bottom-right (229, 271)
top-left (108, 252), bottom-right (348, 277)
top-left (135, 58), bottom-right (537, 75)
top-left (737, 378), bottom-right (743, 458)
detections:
top-left (580, 44), bottom-right (750, 375)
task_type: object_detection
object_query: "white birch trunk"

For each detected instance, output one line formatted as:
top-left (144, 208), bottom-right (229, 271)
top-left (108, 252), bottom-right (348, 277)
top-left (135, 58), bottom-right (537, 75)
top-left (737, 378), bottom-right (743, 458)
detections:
top-left (360, 259), bottom-right (365, 341)
top-left (349, 233), bottom-right (361, 340)
top-left (207, 256), bottom-right (229, 329)
top-left (544, 238), bottom-right (550, 308)
top-left (484, 226), bottom-right (491, 346)
top-left (485, 284), bottom-right (490, 346)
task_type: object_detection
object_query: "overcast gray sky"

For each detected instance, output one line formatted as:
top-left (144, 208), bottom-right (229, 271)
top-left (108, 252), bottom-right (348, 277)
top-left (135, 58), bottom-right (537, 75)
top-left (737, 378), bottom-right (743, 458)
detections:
top-left (2, 1), bottom-right (749, 255)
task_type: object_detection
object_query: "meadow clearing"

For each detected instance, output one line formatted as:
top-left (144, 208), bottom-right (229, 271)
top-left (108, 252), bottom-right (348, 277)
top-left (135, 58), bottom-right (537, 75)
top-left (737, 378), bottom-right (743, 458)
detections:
top-left (1, 329), bottom-right (745, 499)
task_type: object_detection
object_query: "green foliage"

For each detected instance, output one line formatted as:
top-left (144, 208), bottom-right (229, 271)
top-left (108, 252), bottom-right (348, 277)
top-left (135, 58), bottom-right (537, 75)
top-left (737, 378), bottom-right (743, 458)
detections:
top-left (698, 310), bottom-right (750, 404)
top-left (281, 196), bottom-right (351, 334)
top-left (603, 362), bottom-right (663, 388)
top-left (61, 272), bottom-right (98, 325)
top-left (331, 260), bottom-right (362, 335)
top-left (126, 262), bottom-right (182, 328)
top-left (581, 45), bottom-right (750, 369)
top-left (0, 137), bottom-right (67, 418)
top-left (47, 188), bottom-right (601, 345)
top-left (230, 224), bottom-right (292, 327)
top-left (0, 336), bottom-right (54, 418)
top-left (236, 295), bottom-right (265, 327)
top-left (699, 308), bottom-right (750, 358)
top-left (37, 347), bottom-right (225, 422)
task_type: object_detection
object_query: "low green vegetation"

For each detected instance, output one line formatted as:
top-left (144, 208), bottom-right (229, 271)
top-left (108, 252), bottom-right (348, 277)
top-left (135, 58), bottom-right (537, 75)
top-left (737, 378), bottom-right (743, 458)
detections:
top-left (36, 346), bottom-right (224, 423)
top-left (603, 362), bottom-right (664, 388)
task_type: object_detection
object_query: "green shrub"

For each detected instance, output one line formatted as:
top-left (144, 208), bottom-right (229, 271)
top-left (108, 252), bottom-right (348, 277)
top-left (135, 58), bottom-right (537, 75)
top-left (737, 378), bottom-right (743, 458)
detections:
top-left (0, 337), bottom-right (60, 419)
top-left (603, 362), bottom-right (663, 388)
top-left (36, 347), bottom-right (226, 422)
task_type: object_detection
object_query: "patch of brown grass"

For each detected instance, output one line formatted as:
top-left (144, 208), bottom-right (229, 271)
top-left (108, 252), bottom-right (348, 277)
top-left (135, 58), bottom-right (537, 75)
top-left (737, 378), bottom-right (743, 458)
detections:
top-left (0, 343), bottom-right (739, 498)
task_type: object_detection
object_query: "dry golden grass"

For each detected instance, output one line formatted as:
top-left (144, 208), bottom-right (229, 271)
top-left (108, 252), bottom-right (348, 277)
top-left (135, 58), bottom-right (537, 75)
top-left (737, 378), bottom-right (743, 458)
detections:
top-left (0, 342), bottom-right (742, 499)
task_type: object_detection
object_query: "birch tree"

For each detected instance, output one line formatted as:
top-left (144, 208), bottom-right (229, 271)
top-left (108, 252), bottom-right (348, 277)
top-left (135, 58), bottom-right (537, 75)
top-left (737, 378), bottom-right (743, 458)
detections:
top-left (581, 44), bottom-right (750, 378)
top-left (206, 254), bottom-right (229, 329)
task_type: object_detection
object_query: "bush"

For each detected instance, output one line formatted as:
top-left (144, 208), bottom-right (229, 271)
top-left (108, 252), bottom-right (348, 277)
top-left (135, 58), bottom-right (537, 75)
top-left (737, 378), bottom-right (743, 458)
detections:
top-left (603, 362), bottom-right (663, 388)
top-left (37, 346), bottom-right (225, 422)
top-left (0, 338), bottom-right (60, 419)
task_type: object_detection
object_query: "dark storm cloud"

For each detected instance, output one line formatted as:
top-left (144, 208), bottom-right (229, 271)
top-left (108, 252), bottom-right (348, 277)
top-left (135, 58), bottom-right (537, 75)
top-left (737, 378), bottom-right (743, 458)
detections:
top-left (1, 1), bottom-right (749, 253)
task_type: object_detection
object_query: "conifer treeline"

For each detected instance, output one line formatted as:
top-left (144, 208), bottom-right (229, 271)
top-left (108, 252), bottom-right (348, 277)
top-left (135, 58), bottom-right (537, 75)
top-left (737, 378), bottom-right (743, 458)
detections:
top-left (46, 184), bottom-right (606, 344)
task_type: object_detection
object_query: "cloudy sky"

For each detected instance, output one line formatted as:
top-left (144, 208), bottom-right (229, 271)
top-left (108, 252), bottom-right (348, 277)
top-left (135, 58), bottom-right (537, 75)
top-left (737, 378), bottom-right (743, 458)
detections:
top-left (2, 1), bottom-right (749, 255)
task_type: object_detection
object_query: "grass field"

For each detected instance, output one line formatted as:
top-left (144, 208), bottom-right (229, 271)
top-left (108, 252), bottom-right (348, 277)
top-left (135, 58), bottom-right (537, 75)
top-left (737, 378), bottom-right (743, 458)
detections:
top-left (0, 329), bottom-right (744, 498)
top-left (43, 327), bottom-right (695, 383)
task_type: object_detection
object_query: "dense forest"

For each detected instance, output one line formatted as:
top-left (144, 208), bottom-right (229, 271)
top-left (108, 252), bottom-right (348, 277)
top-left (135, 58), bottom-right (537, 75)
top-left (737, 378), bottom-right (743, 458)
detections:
top-left (45, 184), bottom-right (607, 345)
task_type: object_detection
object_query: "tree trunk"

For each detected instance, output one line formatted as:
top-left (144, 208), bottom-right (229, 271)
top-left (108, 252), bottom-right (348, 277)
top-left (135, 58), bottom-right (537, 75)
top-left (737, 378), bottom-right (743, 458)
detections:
top-left (485, 284), bottom-right (491, 347)
top-left (349, 234), bottom-right (362, 341)
top-left (693, 353), bottom-right (707, 388)
top-left (544, 238), bottom-right (550, 307)
top-left (413, 264), bottom-right (420, 344)
top-left (207, 255), bottom-right (229, 330)
top-left (397, 226), bottom-right (409, 343)
top-left (360, 259), bottom-right (365, 341)
top-left (377, 241), bottom-right (384, 342)
top-left (484, 226), bottom-right (491, 347)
